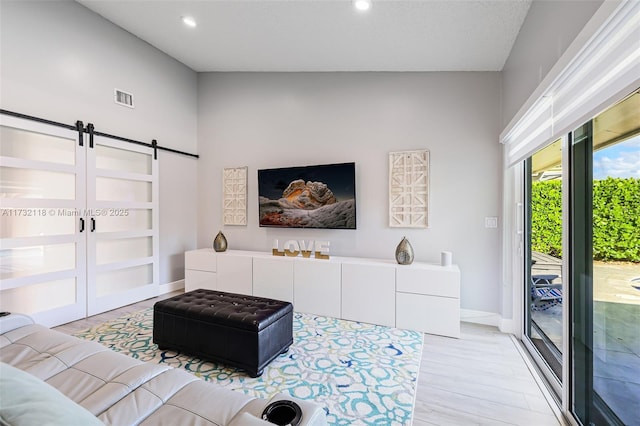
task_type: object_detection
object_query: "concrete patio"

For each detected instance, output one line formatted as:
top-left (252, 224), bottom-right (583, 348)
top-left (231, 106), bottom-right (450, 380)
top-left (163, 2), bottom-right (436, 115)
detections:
top-left (530, 252), bottom-right (640, 425)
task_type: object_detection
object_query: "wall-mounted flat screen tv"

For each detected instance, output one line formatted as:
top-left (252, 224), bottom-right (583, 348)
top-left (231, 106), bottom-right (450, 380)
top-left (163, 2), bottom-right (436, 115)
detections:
top-left (258, 162), bottom-right (356, 229)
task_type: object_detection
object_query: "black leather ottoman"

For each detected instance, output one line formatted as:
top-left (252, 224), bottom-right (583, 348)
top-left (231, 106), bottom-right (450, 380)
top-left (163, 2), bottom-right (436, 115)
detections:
top-left (153, 289), bottom-right (293, 377)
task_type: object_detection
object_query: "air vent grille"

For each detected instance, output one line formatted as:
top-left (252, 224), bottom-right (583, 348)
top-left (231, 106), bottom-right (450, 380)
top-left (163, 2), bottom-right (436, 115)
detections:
top-left (114, 89), bottom-right (134, 108)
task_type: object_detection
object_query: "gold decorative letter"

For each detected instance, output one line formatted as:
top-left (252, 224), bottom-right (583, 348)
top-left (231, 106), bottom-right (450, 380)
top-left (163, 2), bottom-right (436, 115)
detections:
top-left (314, 240), bottom-right (330, 259)
top-left (272, 239), bottom-right (285, 256)
top-left (314, 251), bottom-right (330, 260)
top-left (284, 240), bottom-right (300, 257)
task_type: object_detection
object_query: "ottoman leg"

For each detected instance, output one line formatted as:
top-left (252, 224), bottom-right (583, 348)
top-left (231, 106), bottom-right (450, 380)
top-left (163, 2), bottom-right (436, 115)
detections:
top-left (250, 369), bottom-right (264, 378)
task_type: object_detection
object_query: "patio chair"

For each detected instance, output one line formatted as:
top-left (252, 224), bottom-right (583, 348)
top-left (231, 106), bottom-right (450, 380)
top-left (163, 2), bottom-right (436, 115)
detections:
top-left (531, 274), bottom-right (563, 310)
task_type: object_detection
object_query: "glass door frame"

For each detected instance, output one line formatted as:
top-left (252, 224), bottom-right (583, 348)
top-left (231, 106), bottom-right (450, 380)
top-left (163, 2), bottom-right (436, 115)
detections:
top-left (518, 103), bottom-right (637, 425)
top-left (569, 120), bottom-right (593, 424)
top-left (569, 115), bottom-right (632, 426)
top-left (520, 137), bottom-right (569, 402)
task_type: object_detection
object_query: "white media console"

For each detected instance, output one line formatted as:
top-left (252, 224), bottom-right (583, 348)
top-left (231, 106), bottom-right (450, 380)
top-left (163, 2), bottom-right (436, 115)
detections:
top-left (185, 249), bottom-right (461, 338)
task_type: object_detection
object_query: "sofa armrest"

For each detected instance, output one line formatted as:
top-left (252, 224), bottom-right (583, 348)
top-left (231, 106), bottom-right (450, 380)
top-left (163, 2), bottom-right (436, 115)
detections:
top-left (236, 393), bottom-right (328, 426)
top-left (0, 313), bottom-right (35, 335)
top-left (227, 412), bottom-right (272, 426)
top-left (268, 393), bottom-right (328, 426)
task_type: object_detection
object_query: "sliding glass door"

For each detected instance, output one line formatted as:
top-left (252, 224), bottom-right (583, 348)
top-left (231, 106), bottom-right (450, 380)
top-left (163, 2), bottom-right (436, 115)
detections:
top-left (521, 89), bottom-right (640, 424)
top-left (571, 91), bottom-right (640, 425)
top-left (524, 139), bottom-right (564, 395)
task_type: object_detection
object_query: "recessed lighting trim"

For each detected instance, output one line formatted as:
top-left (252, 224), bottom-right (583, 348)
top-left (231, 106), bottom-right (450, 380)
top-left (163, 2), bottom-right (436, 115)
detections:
top-left (181, 16), bottom-right (197, 28)
top-left (354, 0), bottom-right (371, 12)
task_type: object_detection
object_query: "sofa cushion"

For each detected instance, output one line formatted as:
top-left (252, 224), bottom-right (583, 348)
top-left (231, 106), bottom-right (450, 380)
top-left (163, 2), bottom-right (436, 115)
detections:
top-left (0, 362), bottom-right (103, 426)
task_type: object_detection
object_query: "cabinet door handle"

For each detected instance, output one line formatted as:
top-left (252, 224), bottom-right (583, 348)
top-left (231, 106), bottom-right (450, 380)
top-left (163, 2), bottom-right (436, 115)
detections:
top-left (79, 218), bottom-right (85, 233)
top-left (90, 217), bottom-right (96, 232)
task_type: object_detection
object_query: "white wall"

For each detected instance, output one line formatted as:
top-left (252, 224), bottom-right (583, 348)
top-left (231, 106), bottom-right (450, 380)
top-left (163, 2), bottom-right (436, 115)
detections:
top-left (0, 0), bottom-right (198, 285)
top-left (499, 0), bottom-right (608, 329)
top-left (198, 72), bottom-right (502, 314)
top-left (501, 0), bottom-right (603, 128)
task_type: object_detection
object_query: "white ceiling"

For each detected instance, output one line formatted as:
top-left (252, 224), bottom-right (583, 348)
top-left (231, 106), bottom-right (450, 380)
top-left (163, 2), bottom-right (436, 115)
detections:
top-left (77, 0), bottom-right (532, 72)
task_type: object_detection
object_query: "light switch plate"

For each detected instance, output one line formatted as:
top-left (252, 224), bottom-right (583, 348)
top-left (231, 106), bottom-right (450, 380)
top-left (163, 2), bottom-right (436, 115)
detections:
top-left (485, 217), bottom-right (498, 228)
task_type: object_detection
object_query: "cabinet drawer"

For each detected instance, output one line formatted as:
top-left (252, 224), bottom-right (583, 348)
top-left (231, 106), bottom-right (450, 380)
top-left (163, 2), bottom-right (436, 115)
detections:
top-left (253, 257), bottom-right (294, 303)
top-left (396, 292), bottom-right (460, 338)
top-left (294, 260), bottom-right (341, 318)
top-left (217, 253), bottom-right (253, 295)
top-left (185, 269), bottom-right (217, 292)
top-left (185, 249), bottom-right (217, 272)
top-left (342, 263), bottom-right (395, 327)
top-left (396, 267), bottom-right (459, 297)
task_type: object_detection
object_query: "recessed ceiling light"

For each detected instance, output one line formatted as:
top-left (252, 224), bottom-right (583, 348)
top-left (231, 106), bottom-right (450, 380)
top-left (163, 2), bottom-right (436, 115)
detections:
top-left (354, 0), bottom-right (372, 12)
top-left (181, 16), bottom-right (197, 28)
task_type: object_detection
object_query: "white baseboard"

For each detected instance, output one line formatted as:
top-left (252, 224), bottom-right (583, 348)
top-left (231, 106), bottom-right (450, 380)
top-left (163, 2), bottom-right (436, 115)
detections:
top-left (499, 318), bottom-right (516, 334)
top-left (461, 309), bottom-right (516, 334)
top-left (159, 279), bottom-right (184, 294)
top-left (460, 309), bottom-right (501, 327)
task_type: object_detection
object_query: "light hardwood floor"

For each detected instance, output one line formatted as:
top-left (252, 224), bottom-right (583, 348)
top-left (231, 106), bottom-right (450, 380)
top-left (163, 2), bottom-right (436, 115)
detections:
top-left (54, 292), bottom-right (562, 426)
top-left (413, 324), bottom-right (561, 425)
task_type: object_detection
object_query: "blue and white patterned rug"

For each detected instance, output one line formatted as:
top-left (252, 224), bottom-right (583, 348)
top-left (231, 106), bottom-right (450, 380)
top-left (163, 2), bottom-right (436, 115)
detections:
top-left (74, 308), bottom-right (423, 425)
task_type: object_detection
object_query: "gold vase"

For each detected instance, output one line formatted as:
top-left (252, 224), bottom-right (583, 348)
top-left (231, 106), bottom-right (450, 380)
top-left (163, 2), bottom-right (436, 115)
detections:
top-left (213, 231), bottom-right (228, 252)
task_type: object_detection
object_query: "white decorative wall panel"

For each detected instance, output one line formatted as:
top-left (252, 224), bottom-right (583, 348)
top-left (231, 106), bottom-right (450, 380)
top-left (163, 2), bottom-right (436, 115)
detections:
top-left (222, 166), bottom-right (247, 225)
top-left (389, 150), bottom-right (429, 228)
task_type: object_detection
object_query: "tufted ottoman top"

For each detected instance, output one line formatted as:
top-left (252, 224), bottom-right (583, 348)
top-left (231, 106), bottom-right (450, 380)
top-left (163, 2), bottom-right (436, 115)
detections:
top-left (154, 289), bottom-right (293, 332)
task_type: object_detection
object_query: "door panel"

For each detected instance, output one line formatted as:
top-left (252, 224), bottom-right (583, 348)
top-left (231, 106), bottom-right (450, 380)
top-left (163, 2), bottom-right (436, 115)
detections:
top-left (86, 136), bottom-right (158, 316)
top-left (0, 125), bottom-right (76, 165)
top-left (571, 91), bottom-right (640, 425)
top-left (0, 243), bottom-right (76, 279)
top-left (95, 144), bottom-right (151, 174)
top-left (94, 209), bottom-right (152, 233)
top-left (523, 138), bottom-right (564, 394)
top-left (95, 177), bottom-right (151, 202)
top-left (0, 115), bottom-right (86, 327)
top-left (0, 210), bottom-right (76, 238)
top-left (0, 166), bottom-right (76, 199)
top-left (96, 264), bottom-right (153, 298)
top-left (96, 237), bottom-right (152, 265)
top-left (0, 278), bottom-right (77, 314)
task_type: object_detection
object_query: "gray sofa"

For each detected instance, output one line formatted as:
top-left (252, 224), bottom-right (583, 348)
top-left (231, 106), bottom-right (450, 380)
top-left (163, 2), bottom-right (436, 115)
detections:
top-left (0, 314), bottom-right (327, 426)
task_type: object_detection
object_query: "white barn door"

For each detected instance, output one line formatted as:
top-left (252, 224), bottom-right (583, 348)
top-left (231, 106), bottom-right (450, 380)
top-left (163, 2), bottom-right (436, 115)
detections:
top-left (0, 116), bottom-right (160, 325)
top-left (86, 135), bottom-right (159, 316)
top-left (0, 115), bottom-right (87, 327)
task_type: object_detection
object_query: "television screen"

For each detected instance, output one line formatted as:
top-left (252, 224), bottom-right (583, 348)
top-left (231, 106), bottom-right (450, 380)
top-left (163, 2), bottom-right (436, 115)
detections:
top-left (258, 162), bottom-right (356, 229)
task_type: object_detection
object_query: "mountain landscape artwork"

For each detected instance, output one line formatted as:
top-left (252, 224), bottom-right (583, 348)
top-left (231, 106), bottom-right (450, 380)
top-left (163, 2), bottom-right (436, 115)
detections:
top-left (258, 162), bottom-right (356, 229)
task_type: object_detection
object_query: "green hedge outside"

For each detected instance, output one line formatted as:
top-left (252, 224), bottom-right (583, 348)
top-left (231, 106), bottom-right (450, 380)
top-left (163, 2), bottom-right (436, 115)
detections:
top-left (531, 177), bottom-right (640, 262)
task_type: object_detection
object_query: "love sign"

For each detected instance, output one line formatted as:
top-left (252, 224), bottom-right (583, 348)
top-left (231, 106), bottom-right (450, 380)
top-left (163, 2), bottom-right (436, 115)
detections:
top-left (272, 239), bottom-right (330, 260)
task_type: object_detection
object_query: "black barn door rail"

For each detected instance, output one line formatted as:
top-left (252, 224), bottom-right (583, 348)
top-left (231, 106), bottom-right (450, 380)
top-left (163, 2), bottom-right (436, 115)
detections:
top-left (0, 109), bottom-right (199, 159)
